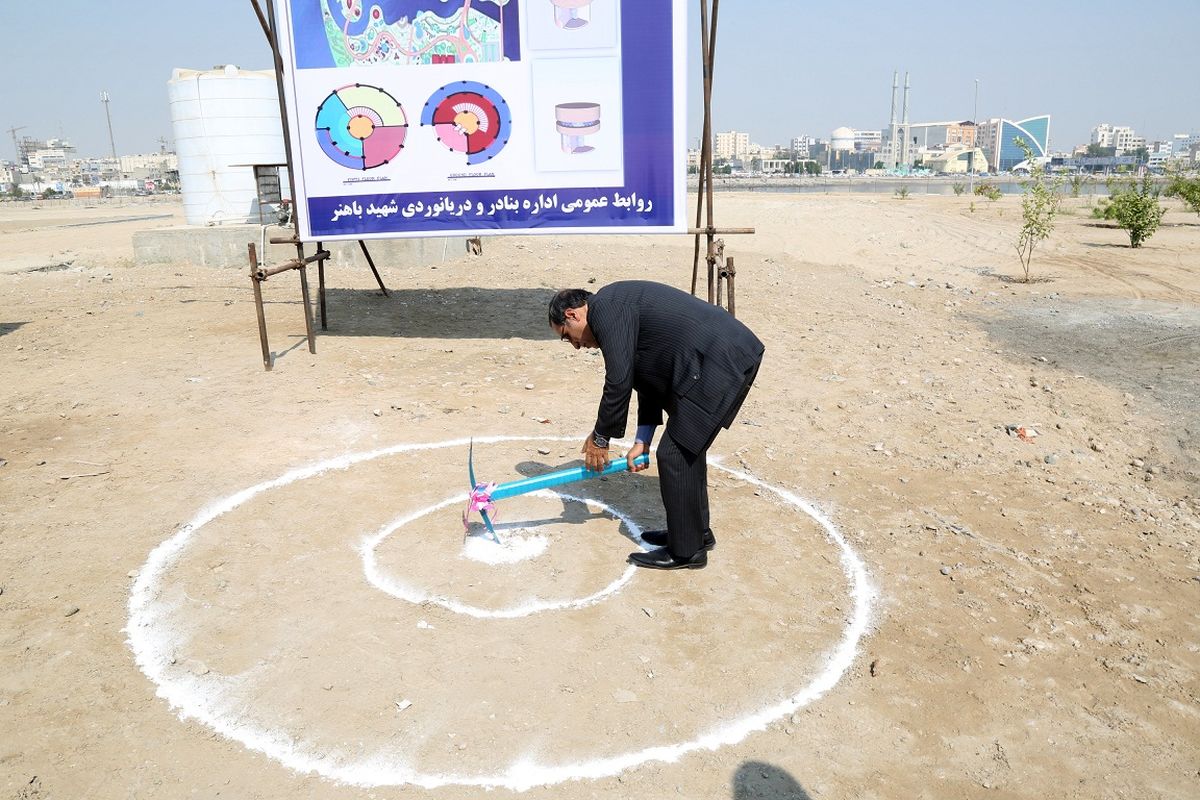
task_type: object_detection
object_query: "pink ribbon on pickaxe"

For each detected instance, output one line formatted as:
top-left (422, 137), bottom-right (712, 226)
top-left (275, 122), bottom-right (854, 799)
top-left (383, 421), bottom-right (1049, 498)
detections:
top-left (463, 481), bottom-right (499, 533)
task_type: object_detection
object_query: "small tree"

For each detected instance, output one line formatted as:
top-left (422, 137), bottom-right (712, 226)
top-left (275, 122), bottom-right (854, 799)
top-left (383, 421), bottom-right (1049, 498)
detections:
top-left (894, 185), bottom-right (910, 199)
top-left (1068, 174), bottom-right (1084, 198)
top-left (1164, 172), bottom-right (1200, 217)
top-left (974, 181), bottom-right (1002, 201)
top-left (1109, 174), bottom-right (1165, 247)
top-left (952, 182), bottom-right (966, 196)
top-left (1013, 137), bottom-right (1062, 282)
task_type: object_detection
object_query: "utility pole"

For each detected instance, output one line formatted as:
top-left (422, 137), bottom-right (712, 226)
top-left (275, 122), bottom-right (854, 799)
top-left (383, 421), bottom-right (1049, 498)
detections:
top-left (969, 78), bottom-right (980, 193)
top-left (900, 72), bottom-right (910, 170)
top-left (888, 71), bottom-right (898, 171)
top-left (100, 91), bottom-right (118, 176)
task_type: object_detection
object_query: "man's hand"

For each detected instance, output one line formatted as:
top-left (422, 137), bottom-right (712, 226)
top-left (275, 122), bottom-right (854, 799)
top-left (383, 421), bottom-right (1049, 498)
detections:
top-left (626, 440), bottom-right (649, 472)
top-left (582, 435), bottom-right (609, 472)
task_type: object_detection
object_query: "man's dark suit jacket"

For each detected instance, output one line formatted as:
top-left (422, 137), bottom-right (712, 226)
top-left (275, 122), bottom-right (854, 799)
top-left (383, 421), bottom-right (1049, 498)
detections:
top-left (586, 280), bottom-right (765, 454)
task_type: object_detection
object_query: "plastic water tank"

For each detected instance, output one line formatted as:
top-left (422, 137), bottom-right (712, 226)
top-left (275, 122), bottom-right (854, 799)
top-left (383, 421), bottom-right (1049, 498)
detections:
top-left (168, 65), bottom-right (286, 226)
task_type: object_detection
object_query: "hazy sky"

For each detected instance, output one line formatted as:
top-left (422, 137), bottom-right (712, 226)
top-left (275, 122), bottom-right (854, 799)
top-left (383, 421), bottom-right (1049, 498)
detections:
top-left (3, 0), bottom-right (1198, 159)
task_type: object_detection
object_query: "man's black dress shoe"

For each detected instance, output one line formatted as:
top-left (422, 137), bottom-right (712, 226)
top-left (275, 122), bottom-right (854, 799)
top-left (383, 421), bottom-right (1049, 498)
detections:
top-left (639, 529), bottom-right (716, 551)
top-left (628, 547), bottom-right (707, 570)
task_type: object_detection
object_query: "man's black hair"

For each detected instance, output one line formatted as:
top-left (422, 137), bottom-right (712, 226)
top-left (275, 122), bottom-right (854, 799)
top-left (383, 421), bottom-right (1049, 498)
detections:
top-left (548, 289), bottom-right (593, 326)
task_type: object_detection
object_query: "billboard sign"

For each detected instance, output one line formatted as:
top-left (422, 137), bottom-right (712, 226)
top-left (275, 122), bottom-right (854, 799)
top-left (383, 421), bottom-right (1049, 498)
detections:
top-left (271, 0), bottom-right (687, 241)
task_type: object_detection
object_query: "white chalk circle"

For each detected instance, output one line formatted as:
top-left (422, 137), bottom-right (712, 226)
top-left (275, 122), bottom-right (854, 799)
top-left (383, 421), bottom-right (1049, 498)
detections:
top-left (363, 488), bottom-right (645, 618)
top-left (127, 436), bottom-right (875, 791)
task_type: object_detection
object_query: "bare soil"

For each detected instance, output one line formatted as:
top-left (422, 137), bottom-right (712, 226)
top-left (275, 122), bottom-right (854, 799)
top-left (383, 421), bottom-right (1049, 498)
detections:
top-left (1, 192), bottom-right (1198, 799)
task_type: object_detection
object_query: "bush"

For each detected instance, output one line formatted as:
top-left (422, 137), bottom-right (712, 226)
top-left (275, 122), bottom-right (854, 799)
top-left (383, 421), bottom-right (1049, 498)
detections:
top-left (894, 185), bottom-right (910, 199)
top-left (974, 182), bottom-right (1002, 201)
top-left (952, 182), bottom-right (966, 196)
top-left (1165, 174), bottom-right (1200, 216)
top-left (1108, 175), bottom-right (1165, 247)
top-left (1068, 174), bottom-right (1084, 198)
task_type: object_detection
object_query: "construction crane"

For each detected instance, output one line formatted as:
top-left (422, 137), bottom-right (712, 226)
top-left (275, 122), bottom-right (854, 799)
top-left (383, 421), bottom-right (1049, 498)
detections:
top-left (7, 126), bottom-right (26, 164)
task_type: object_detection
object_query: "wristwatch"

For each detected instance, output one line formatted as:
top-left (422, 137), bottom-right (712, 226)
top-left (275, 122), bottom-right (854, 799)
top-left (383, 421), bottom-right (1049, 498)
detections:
top-left (591, 431), bottom-right (610, 449)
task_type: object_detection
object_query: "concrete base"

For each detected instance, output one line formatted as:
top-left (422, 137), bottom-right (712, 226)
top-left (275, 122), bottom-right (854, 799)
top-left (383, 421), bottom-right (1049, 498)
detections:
top-left (133, 224), bottom-right (468, 270)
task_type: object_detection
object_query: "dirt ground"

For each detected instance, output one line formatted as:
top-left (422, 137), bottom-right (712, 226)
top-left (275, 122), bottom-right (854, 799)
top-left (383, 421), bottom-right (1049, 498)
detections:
top-left (1, 191), bottom-right (1198, 799)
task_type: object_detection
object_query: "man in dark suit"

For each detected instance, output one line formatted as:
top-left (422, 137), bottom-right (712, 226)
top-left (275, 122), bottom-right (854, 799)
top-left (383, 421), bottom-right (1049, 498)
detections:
top-left (548, 281), bottom-right (764, 570)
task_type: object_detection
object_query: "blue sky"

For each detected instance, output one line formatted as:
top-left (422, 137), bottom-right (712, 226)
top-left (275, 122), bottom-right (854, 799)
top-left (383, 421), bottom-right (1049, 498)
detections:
top-left (3, 0), bottom-right (1197, 158)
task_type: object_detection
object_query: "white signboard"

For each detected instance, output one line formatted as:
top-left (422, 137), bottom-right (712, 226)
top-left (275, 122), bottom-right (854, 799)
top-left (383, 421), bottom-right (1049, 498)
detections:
top-left (271, 0), bottom-right (687, 240)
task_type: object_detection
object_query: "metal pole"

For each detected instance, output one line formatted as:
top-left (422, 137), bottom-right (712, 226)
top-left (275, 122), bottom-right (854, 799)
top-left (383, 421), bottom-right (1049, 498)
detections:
top-left (264, 0), bottom-right (323, 357)
top-left (249, 244), bottom-right (273, 371)
top-left (691, 0), bottom-right (715, 297)
top-left (318, 259), bottom-right (327, 331)
top-left (726, 257), bottom-right (736, 317)
top-left (704, 0), bottom-right (720, 304)
top-left (299, 263), bottom-right (317, 354)
top-left (969, 78), bottom-right (979, 193)
top-left (100, 91), bottom-right (118, 174)
top-left (358, 240), bottom-right (389, 296)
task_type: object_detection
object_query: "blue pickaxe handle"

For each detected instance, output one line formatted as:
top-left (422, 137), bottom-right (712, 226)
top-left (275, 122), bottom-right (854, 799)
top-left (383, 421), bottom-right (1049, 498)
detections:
top-left (466, 440), bottom-right (650, 542)
top-left (489, 453), bottom-right (650, 501)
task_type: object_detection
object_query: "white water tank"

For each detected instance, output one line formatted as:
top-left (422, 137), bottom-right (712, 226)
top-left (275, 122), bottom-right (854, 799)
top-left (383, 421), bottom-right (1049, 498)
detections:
top-left (168, 65), bottom-right (286, 226)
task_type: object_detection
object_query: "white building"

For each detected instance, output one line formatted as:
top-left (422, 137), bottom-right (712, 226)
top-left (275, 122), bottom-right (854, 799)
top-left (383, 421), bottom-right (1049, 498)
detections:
top-left (1090, 123), bottom-right (1114, 147)
top-left (1091, 123), bottom-right (1144, 155)
top-left (853, 129), bottom-right (883, 152)
top-left (26, 139), bottom-right (77, 171)
top-left (1170, 133), bottom-right (1200, 165)
top-left (790, 136), bottom-right (814, 158)
top-left (713, 130), bottom-right (750, 160)
top-left (119, 153), bottom-right (179, 172)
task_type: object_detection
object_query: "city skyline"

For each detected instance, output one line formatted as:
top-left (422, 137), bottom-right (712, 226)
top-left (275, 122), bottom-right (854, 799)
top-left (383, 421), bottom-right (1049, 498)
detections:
top-left (3, 1), bottom-right (1198, 159)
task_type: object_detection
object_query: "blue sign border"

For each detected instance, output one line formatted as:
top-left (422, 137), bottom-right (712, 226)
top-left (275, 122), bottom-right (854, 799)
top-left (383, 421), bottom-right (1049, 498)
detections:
top-left (302, 0), bottom-right (677, 237)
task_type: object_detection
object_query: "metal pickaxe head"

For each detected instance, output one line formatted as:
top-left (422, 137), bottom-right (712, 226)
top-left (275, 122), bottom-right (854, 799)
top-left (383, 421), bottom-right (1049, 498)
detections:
top-left (464, 439), bottom-right (501, 543)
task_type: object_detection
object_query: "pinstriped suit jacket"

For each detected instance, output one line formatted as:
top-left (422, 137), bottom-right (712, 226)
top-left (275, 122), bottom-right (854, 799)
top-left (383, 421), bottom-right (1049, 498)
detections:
top-left (586, 281), bottom-right (764, 453)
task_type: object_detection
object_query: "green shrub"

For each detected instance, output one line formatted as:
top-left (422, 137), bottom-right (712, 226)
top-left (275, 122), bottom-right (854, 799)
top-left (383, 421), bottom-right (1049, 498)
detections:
top-left (1165, 174), bottom-right (1200, 216)
top-left (895, 185), bottom-right (910, 199)
top-left (974, 182), bottom-right (1002, 201)
top-left (952, 182), bottom-right (966, 196)
top-left (1108, 175), bottom-right (1165, 247)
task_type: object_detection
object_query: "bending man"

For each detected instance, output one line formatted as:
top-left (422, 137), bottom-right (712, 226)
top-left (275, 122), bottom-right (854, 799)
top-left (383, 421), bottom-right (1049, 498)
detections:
top-left (548, 280), bottom-right (764, 570)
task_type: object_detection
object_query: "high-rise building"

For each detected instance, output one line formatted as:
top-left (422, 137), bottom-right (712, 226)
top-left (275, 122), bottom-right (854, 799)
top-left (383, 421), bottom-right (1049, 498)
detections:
top-left (853, 129), bottom-right (883, 152)
top-left (1091, 123), bottom-right (1115, 147)
top-left (945, 121), bottom-right (978, 147)
top-left (1091, 123), bottom-right (1144, 155)
top-left (790, 136), bottom-right (813, 158)
top-left (25, 139), bottom-right (76, 171)
top-left (713, 131), bottom-right (750, 161)
top-left (978, 115), bottom-right (1050, 171)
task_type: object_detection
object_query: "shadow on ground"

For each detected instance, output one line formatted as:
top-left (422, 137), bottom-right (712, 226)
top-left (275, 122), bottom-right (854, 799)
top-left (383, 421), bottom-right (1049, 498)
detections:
top-left (315, 286), bottom-right (558, 340)
top-left (733, 761), bottom-right (814, 799)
